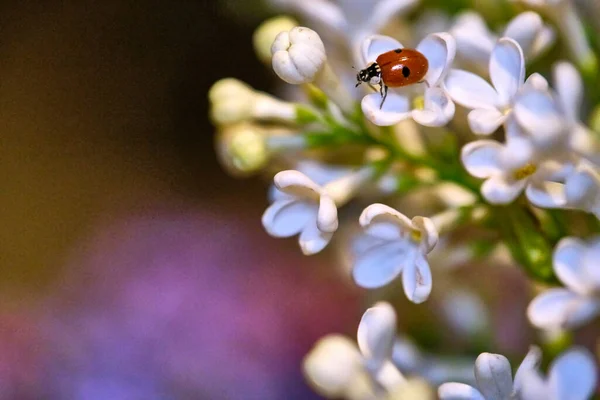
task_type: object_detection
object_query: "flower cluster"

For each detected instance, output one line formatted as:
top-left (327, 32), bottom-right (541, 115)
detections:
top-left (209, 0), bottom-right (600, 398)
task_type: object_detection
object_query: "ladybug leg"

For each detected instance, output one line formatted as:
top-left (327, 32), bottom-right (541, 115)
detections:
top-left (379, 84), bottom-right (388, 109)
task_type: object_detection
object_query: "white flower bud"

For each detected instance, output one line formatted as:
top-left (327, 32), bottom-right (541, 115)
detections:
top-left (271, 26), bottom-right (326, 84)
top-left (253, 16), bottom-right (297, 64)
top-left (209, 78), bottom-right (296, 125)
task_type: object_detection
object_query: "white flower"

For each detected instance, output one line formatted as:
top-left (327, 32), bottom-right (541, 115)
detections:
top-left (352, 203), bottom-right (438, 303)
top-left (461, 136), bottom-right (571, 205)
top-left (444, 37), bottom-right (528, 135)
top-left (515, 61), bottom-right (600, 163)
top-left (360, 33), bottom-right (456, 127)
top-left (209, 78), bottom-right (297, 125)
top-left (438, 346), bottom-right (542, 400)
top-left (303, 302), bottom-right (404, 399)
top-left (527, 237), bottom-right (600, 330)
top-left (519, 348), bottom-right (597, 400)
top-left (216, 123), bottom-right (306, 176)
top-left (269, 0), bottom-right (419, 48)
top-left (262, 167), bottom-right (374, 255)
top-left (525, 160), bottom-right (600, 217)
top-left (451, 11), bottom-right (554, 69)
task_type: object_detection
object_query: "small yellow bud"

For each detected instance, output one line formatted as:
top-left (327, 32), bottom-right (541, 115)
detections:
top-left (209, 78), bottom-right (256, 125)
top-left (216, 123), bottom-right (268, 176)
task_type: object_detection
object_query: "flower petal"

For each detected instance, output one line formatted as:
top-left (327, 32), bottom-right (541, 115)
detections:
top-left (461, 140), bottom-right (503, 179)
top-left (489, 38), bottom-right (525, 106)
top-left (412, 86), bottom-right (455, 127)
top-left (548, 348), bottom-right (597, 400)
top-left (353, 243), bottom-right (406, 288)
top-left (513, 88), bottom-right (566, 149)
top-left (527, 288), bottom-right (600, 330)
top-left (503, 12), bottom-right (543, 58)
top-left (411, 216), bottom-right (438, 253)
top-left (262, 199), bottom-right (315, 237)
top-left (299, 218), bottom-right (334, 255)
top-left (553, 237), bottom-right (594, 295)
top-left (417, 32), bottom-right (456, 87)
top-left (451, 12), bottom-right (495, 67)
top-left (553, 61), bottom-right (582, 123)
top-left (303, 334), bottom-right (363, 397)
top-left (565, 163), bottom-right (600, 211)
top-left (274, 170), bottom-right (321, 197)
top-left (361, 34), bottom-right (403, 65)
top-left (525, 181), bottom-right (567, 209)
top-left (402, 254), bottom-right (432, 304)
top-left (524, 73), bottom-right (549, 91)
top-left (444, 69), bottom-right (500, 110)
top-left (474, 353), bottom-right (513, 400)
top-left (438, 383), bottom-right (485, 400)
top-left (359, 203), bottom-right (413, 231)
top-left (364, 0), bottom-right (419, 36)
top-left (357, 302), bottom-right (397, 367)
top-left (361, 92), bottom-right (412, 126)
top-left (513, 346), bottom-right (543, 395)
top-left (468, 108), bottom-right (507, 135)
top-left (317, 194), bottom-right (338, 233)
top-left (481, 175), bottom-right (526, 204)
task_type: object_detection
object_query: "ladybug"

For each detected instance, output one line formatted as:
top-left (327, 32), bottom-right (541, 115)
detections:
top-left (356, 48), bottom-right (429, 109)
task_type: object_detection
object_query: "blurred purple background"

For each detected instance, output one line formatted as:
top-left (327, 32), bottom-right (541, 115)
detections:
top-left (0, 1), bottom-right (359, 398)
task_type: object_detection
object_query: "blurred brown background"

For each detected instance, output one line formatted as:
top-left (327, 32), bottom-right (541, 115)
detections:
top-left (0, 1), bottom-right (358, 398)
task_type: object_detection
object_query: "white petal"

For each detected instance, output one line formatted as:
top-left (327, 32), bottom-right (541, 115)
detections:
top-left (517, 369), bottom-right (549, 400)
top-left (262, 199), bottom-right (314, 237)
top-left (412, 216), bottom-right (438, 253)
top-left (468, 108), bottom-right (507, 135)
top-left (417, 32), bottom-right (456, 87)
top-left (461, 140), bottom-right (503, 179)
top-left (524, 73), bottom-right (549, 91)
top-left (353, 243), bottom-right (406, 288)
top-left (444, 69), bottom-right (500, 110)
top-left (402, 255), bottom-right (432, 304)
top-left (357, 302), bottom-right (397, 367)
top-left (303, 334), bottom-right (363, 397)
top-left (438, 383), bottom-right (485, 400)
top-left (361, 34), bottom-right (403, 65)
top-left (374, 360), bottom-right (405, 390)
top-left (359, 203), bottom-right (413, 231)
top-left (364, 0), bottom-right (419, 35)
top-left (513, 346), bottom-right (543, 394)
top-left (530, 25), bottom-right (555, 59)
top-left (527, 288), bottom-right (600, 330)
top-left (299, 218), bottom-right (333, 255)
top-left (513, 88), bottom-right (566, 148)
top-left (412, 86), bottom-right (455, 127)
top-left (489, 38), bottom-right (525, 106)
top-left (451, 12), bottom-right (495, 67)
top-left (565, 164), bottom-right (600, 210)
top-left (474, 353), bottom-right (514, 400)
top-left (362, 92), bottom-right (411, 126)
top-left (317, 194), bottom-right (338, 233)
top-left (363, 221), bottom-right (404, 241)
top-left (525, 181), bottom-right (567, 209)
top-left (548, 348), bottom-right (598, 400)
top-left (481, 175), bottom-right (526, 204)
top-left (503, 12), bottom-right (543, 57)
top-left (499, 136), bottom-right (534, 170)
top-left (553, 61), bottom-right (582, 123)
top-left (553, 237), bottom-right (594, 295)
top-left (274, 170), bottom-right (321, 196)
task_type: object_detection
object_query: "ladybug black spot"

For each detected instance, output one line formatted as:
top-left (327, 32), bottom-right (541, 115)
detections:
top-left (402, 66), bottom-right (411, 77)
top-left (394, 48), bottom-right (402, 53)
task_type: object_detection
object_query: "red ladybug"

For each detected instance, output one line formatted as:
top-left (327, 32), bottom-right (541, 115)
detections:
top-left (356, 48), bottom-right (429, 109)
